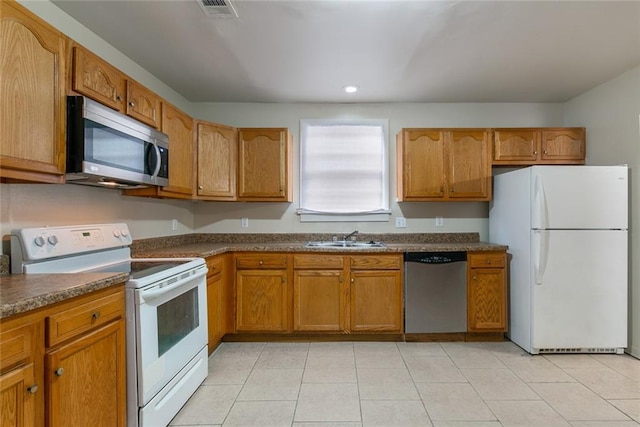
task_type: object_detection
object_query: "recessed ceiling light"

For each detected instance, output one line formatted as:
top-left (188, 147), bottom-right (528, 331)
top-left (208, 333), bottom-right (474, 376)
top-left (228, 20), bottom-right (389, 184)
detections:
top-left (343, 85), bottom-right (359, 94)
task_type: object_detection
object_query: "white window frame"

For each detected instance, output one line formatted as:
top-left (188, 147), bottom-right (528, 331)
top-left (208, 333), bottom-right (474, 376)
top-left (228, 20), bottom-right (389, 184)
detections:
top-left (298, 118), bottom-right (390, 222)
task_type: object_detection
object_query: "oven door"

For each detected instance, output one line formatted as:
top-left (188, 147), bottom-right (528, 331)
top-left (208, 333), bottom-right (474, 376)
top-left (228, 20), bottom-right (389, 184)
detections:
top-left (134, 268), bottom-right (207, 405)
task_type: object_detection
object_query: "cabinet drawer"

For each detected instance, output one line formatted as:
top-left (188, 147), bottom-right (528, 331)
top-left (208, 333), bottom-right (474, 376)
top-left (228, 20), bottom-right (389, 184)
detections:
top-left (468, 252), bottom-right (506, 268)
top-left (0, 322), bottom-right (35, 372)
top-left (293, 254), bottom-right (344, 270)
top-left (206, 256), bottom-right (225, 277)
top-left (46, 291), bottom-right (124, 347)
top-left (350, 255), bottom-right (402, 270)
top-left (236, 254), bottom-right (288, 269)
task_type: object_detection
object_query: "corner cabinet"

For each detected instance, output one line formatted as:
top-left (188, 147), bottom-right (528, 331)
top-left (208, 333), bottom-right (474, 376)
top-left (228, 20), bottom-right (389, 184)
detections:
top-left (0, 285), bottom-right (126, 427)
top-left (396, 129), bottom-right (491, 201)
top-left (206, 254), bottom-right (232, 353)
top-left (0, 0), bottom-right (67, 184)
top-left (124, 102), bottom-right (195, 199)
top-left (493, 127), bottom-right (585, 165)
top-left (237, 128), bottom-right (293, 202)
top-left (467, 251), bottom-right (507, 332)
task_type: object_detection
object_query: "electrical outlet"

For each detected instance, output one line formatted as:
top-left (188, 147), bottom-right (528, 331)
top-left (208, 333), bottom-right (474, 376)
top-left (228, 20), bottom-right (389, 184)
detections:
top-left (241, 218), bottom-right (249, 228)
top-left (171, 219), bottom-right (178, 231)
top-left (435, 216), bottom-right (444, 227)
top-left (395, 217), bottom-right (407, 228)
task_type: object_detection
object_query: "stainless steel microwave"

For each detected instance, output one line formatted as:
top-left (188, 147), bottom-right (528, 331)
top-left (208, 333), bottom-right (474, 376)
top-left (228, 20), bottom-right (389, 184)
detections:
top-left (66, 96), bottom-right (169, 189)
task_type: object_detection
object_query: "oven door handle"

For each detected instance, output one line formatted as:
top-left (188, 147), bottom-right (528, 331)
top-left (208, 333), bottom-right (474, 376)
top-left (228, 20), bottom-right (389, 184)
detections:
top-left (139, 269), bottom-right (207, 303)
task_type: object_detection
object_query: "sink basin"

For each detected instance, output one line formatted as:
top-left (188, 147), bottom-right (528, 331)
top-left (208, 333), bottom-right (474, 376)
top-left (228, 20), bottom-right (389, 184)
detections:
top-left (305, 241), bottom-right (385, 249)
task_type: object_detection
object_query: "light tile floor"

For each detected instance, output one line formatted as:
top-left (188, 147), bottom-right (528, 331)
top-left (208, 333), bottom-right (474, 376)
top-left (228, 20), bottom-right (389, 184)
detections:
top-left (170, 341), bottom-right (640, 427)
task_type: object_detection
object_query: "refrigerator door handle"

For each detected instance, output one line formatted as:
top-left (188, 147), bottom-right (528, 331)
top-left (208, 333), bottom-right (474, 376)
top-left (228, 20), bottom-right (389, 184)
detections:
top-left (533, 175), bottom-right (546, 230)
top-left (533, 230), bottom-right (549, 285)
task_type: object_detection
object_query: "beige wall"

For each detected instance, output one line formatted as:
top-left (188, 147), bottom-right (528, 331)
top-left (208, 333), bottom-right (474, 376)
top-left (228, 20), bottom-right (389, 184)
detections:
top-left (563, 65), bottom-right (640, 358)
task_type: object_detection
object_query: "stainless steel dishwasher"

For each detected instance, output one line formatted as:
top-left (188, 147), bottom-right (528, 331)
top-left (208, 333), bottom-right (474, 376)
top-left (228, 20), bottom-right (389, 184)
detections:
top-left (404, 252), bottom-right (467, 333)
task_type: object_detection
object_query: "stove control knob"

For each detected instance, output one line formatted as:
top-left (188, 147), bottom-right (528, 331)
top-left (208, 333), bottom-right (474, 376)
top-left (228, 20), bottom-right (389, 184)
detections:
top-left (47, 235), bottom-right (59, 246)
top-left (120, 229), bottom-right (129, 238)
top-left (34, 236), bottom-right (46, 247)
top-left (113, 229), bottom-right (121, 238)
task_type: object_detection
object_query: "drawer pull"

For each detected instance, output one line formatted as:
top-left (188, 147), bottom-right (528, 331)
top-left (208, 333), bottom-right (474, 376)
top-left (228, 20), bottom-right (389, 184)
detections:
top-left (473, 276), bottom-right (477, 281)
top-left (27, 384), bottom-right (38, 394)
top-left (259, 260), bottom-right (263, 265)
top-left (486, 259), bottom-right (491, 265)
top-left (54, 368), bottom-right (64, 377)
top-left (92, 312), bottom-right (101, 320)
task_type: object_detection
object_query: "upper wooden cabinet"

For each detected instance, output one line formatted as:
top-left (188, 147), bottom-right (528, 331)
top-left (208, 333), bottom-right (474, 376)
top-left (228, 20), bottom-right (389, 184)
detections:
top-left (71, 45), bottom-right (161, 129)
top-left (123, 102), bottom-right (194, 199)
top-left (397, 129), bottom-right (491, 201)
top-left (237, 128), bottom-right (293, 202)
top-left (493, 128), bottom-right (585, 165)
top-left (0, 0), bottom-right (67, 184)
top-left (196, 121), bottom-right (238, 200)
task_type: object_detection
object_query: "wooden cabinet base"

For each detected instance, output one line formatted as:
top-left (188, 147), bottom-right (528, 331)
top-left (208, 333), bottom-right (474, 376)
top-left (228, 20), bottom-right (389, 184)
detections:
top-left (223, 332), bottom-right (505, 343)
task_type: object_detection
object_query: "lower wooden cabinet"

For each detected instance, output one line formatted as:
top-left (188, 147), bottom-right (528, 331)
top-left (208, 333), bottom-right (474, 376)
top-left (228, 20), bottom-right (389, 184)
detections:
top-left (0, 285), bottom-right (126, 427)
top-left (206, 254), bottom-right (232, 353)
top-left (293, 255), bottom-right (347, 332)
top-left (235, 254), bottom-right (290, 332)
top-left (349, 255), bottom-right (403, 333)
top-left (45, 320), bottom-right (125, 426)
top-left (467, 251), bottom-right (507, 332)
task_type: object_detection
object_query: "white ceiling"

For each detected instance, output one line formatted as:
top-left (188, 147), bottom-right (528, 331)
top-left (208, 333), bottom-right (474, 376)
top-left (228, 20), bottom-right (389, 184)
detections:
top-left (52, 0), bottom-right (640, 103)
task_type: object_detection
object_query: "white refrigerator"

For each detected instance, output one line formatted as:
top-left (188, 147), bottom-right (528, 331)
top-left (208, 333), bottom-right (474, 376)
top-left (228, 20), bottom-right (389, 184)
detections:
top-left (489, 165), bottom-right (628, 354)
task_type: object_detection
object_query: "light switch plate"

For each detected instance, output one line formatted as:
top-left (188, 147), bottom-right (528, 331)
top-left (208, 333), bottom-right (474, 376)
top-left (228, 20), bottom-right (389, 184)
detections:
top-left (395, 217), bottom-right (407, 228)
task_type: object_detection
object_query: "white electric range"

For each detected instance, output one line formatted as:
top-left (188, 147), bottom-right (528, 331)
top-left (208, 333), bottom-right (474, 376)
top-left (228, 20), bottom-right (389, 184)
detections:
top-left (11, 223), bottom-right (208, 427)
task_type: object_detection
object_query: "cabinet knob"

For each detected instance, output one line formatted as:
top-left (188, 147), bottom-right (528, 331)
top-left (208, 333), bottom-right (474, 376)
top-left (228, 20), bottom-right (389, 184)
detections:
top-left (116, 95), bottom-right (122, 101)
top-left (54, 368), bottom-right (64, 377)
top-left (473, 276), bottom-right (477, 281)
top-left (486, 259), bottom-right (491, 265)
top-left (198, 185), bottom-right (203, 190)
top-left (27, 384), bottom-right (38, 394)
top-left (339, 278), bottom-right (343, 283)
top-left (129, 101), bottom-right (135, 107)
top-left (92, 311), bottom-right (100, 320)
top-left (533, 150), bottom-right (538, 155)
top-left (351, 278), bottom-right (354, 283)
top-left (450, 188), bottom-right (454, 193)
top-left (543, 150), bottom-right (548, 154)
top-left (259, 260), bottom-right (263, 265)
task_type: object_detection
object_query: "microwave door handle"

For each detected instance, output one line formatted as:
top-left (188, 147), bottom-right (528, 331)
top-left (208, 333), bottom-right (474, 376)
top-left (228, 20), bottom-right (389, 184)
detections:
top-left (150, 142), bottom-right (162, 178)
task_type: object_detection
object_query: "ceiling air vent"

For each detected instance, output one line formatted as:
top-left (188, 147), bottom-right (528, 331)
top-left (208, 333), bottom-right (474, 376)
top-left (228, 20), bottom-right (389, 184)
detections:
top-left (197, 0), bottom-right (238, 18)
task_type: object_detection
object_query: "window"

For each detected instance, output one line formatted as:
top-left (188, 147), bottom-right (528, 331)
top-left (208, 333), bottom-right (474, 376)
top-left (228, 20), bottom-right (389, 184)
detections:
top-left (299, 119), bottom-right (389, 221)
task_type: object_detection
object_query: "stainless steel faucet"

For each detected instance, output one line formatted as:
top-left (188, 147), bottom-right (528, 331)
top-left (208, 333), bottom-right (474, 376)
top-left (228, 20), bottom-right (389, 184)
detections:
top-left (343, 230), bottom-right (359, 241)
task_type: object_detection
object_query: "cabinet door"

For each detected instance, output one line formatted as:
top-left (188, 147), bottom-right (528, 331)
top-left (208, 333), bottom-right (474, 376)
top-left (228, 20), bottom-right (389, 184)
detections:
top-left (197, 122), bottom-right (237, 200)
top-left (160, 103), bottom-right (194, 197)
top-left (71, 45), bottom-right (126, 112)
top-left (293, 270), bottom-right (347, 332)
top-left (467, 268), bottom-right (507, 332)
top-left (350, 271), bottom-right (402, 332)
top-left (1, 1), bottom-right (66, 183)
top-left (0, 364), bottom-right (37, 427)
top-left (447, 130), bottom-right (491, 200)
top-left (397, 130), bottom-right (445, 200)
top-left (541, 128), bottom-right (585, 163)
top-left (126, 80), bottom-right (161, 129)
top-left (237, 128), bottom-right (292, 201)
top-left (493, 129), bottom-right (540, 164)
top-left (206, 255), bottom-right (230, 353)
top-left (46, 320), bottom-right (126, 427)
top-left (236, 270), bottom-right (289, 332)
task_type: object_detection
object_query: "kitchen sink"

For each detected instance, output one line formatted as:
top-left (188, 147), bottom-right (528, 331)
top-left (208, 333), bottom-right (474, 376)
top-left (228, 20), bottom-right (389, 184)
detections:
top-left (305, 240), bottom-right (385, 249)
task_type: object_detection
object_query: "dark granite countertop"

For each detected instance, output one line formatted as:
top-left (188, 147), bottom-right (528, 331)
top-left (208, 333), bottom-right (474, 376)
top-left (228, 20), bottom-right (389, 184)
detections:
top-left (0, 272), bottom-right (129, 319)
top-left (1, 232), bottom-right (507, 320)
